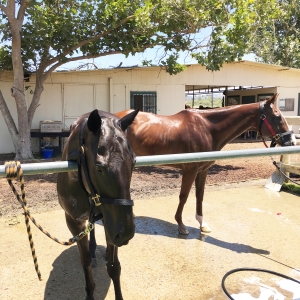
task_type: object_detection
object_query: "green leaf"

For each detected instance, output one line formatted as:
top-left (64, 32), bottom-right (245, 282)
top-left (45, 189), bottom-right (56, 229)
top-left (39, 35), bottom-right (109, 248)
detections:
top-left (0, 0), bottom-right (279, 74)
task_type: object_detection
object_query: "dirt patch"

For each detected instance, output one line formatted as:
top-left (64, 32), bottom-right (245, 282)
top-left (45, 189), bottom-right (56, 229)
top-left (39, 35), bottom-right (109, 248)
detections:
top-left (1, 140), bottom-right (300, 300)
top-left (1, 140), bottom-right (299, 218)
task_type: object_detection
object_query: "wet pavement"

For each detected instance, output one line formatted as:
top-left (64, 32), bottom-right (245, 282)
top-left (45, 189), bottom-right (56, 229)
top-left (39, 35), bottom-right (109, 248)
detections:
top-left (1, 182), bottom-right (300, 299)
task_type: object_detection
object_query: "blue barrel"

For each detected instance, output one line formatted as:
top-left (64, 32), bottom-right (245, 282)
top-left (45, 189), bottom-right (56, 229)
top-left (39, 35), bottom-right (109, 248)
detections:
top-left (42, 148), bottom-right (53, 159)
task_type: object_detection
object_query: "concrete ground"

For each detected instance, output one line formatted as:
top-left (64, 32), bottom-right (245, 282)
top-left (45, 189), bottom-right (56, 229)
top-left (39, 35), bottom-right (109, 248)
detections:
top-left (1, 181), bottom-right (300, 300)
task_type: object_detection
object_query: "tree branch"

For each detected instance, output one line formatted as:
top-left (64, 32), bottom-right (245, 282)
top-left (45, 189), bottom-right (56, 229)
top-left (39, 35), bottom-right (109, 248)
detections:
top-left (45, 51), bottom-right (125, 74)
top-left (0, 90), bottom-right (18, 139)
top-left (44, 42), bottom-right (160, 74)
top-left (17, 0), bottom-right (29, 23)
top-left (45, 15), bottom-right (136, 67)
top-left (0, 3), bottom-right (7, 13)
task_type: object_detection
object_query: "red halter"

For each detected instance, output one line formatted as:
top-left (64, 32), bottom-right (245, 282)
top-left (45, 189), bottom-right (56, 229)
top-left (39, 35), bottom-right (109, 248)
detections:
top-left (258, 101), bottom-right (293, 148)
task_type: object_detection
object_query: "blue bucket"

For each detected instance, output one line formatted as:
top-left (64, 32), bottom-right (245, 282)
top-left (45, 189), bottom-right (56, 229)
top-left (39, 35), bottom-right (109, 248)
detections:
top-left (42, 148), bottom-right (53, 159)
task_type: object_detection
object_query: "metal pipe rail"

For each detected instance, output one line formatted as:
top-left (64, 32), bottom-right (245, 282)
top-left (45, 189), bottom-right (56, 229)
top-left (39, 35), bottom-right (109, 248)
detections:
top-left (1, 145), bottom-right (300, 178)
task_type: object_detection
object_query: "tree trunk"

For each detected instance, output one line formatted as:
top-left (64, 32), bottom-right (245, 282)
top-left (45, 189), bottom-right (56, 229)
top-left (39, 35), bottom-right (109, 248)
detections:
top-left (0, 90), bottom-right (18, 150)
top-left (11, 86), bottom-right (34, 160)
top-left (27, 70), bottom-right (45, 128)
top-left (1, 0), bottom-right (34, 160)
top-left (0, 87), bottom-right (33, 160)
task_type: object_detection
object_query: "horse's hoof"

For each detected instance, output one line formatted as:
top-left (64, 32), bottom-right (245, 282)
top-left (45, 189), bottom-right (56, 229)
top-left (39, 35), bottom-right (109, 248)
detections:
top-left (178, 227), bottom-right (189, 235)
top-left (91, 258), bottom-right (97, 268)
top-left (200, 224), bottom-right (211, 233)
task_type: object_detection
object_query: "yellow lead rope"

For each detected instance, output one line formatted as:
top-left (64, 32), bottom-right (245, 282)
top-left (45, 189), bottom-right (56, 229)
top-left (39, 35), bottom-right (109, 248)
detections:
top-left (5, 161), bottom-right (42, 281)
top-left (4, 161), bottom-right (95, 281)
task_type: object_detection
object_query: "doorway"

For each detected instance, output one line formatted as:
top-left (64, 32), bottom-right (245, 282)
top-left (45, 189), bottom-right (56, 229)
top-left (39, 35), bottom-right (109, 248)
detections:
top-left (242, 95), bottom-right (256, 104)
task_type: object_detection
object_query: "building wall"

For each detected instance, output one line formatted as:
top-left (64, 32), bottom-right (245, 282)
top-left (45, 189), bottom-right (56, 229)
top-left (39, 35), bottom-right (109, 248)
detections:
top-left (1, 62), bottom-right (300, 154)
top-left (186, 62), bottom-right (300, 88)
top-left (277, 86), bottom-right (300, 134)
top-left (277, 86), bottom-right (300, 117)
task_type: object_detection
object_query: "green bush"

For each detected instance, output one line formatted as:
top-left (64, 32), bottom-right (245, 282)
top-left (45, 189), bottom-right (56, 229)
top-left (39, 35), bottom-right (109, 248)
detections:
top-left (282, 182), bottom-right (300, 195)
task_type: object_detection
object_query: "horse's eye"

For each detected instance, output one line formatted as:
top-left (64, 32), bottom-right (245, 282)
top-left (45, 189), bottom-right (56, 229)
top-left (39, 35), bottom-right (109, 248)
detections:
top-left (273, 113), bottom-right (282, 121)
top-left (97, 146), bottom-right (106, 156)
top-left (115, 135), bottom-right (123, 144)
top-left (95, 164), bottom-right (103, 173)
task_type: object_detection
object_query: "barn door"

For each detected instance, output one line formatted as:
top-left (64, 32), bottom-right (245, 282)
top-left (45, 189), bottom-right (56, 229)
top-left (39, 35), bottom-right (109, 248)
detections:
top-left (64, 84), bottom-right (94, 129)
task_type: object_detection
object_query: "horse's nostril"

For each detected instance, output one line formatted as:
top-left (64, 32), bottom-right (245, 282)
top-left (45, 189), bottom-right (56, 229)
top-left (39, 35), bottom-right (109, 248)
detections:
top-left (113, 227), bottom-right (134, 247)
top-left (115, 233), bottom-right (121, 241)
top-left (113, 233), bottom-right (124, 247)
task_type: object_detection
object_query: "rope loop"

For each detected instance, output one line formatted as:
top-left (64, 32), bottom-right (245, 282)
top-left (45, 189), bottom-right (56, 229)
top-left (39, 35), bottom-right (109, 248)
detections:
top-left (4, 161), bottom-right (95, 281)
top-left (5, 160), bottom-right (21, 180)
top-left (5, 161), bottom-right (42, 281)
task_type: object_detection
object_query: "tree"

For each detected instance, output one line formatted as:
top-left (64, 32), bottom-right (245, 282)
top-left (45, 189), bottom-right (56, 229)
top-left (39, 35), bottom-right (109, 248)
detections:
top-left (0, 0), bottom-right (276, 159)
top-left (251, 0), bottom-right (300, 68)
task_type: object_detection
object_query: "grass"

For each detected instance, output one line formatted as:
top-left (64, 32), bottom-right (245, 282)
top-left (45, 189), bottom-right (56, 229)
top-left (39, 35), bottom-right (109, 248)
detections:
top-left (282, 182), bottom-right (300, 195)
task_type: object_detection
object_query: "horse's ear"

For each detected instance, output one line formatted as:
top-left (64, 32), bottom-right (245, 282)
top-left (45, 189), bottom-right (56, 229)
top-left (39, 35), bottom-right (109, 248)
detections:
top-left (87, 109), bottom-right (101, 134)
top-left (119, 109), bottom-right (139, 131)
top-left (266, 93), bottom-right (279, 105)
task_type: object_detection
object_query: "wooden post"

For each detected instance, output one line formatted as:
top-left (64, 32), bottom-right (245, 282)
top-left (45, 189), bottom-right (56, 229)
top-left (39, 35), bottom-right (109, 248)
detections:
top-left (280, 154), bottom-right (290, 181)
top-left (280, 121), bottom-right (300, 180)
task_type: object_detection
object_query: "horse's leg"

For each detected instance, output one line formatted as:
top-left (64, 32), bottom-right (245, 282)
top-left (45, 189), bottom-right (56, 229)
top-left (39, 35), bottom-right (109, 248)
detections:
top-left (106, 242), bottom-right (123, 300)
top-left (175, 169), bottom-right (197, 235)
top-left (195, 170), bottom-right (211, 233)
top-left (65, 213), bottom-right (95, 300)
top-left (89, 228), bottom-right (97, 267)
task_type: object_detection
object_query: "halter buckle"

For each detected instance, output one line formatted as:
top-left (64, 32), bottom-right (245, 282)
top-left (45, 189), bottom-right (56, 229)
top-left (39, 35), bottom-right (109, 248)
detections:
top-left (275, 134), bottom-right (281, 140)
top-left (79, 146), bottom-right (85, 154)
top-left (260, 114), bottom-right (266, 120)
top-left (91, 194), bottom-right (101, 206)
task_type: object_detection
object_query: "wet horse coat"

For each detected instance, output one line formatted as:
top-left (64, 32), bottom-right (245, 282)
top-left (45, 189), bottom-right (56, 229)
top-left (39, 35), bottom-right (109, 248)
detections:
top-left (57, 109), bottom-right (138, 300)
top-left (116, 94), bottom-right (296, 234)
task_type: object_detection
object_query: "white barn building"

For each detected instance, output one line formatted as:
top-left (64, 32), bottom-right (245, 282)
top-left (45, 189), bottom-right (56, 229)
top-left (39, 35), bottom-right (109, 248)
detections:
top-left (0, 60), bottom-right (300, 155)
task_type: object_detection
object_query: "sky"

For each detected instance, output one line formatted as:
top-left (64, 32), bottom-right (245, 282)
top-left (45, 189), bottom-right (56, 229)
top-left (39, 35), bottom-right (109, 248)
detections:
top-left (57, 47), bottom-right (256, 71)
top-left (57, 47), bottom-right (196, 70)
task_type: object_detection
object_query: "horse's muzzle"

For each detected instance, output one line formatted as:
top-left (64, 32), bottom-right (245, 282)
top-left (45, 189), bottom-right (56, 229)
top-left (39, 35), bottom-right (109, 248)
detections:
top-left (283, 141), bottom-right (296, 147)
top-left (109, 224), bottom-right (135, 247)
top-left (275, 131), bottom-right (297, 147)
top-left (282, 133), bottom-right (297, 147)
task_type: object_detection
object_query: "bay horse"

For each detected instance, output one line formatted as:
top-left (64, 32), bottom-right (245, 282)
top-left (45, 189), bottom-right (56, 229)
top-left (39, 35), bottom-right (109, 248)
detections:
top-left (57, 109), bottom-right (138, 300)
top-left (115, 94), bottom-right (296, 235)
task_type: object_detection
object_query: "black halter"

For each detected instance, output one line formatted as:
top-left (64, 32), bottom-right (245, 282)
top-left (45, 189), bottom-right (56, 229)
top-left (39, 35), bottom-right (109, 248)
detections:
top-left (77, 119), bottom-right (134, 222)
top-left (258, 101), bottom-right (294, 148)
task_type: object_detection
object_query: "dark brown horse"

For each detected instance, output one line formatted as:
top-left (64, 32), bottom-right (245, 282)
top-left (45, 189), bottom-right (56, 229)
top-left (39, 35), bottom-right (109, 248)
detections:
top-left (57, 109), bottom-right (138, 300)
top-left (115, 94), bottom-right (296, 235)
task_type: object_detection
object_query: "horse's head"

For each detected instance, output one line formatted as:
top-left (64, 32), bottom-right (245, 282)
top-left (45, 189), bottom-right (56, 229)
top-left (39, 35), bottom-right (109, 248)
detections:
top-left (77, 109), bottom-right (139, 247)
top-left (259, 94), bottom-right (296, 147)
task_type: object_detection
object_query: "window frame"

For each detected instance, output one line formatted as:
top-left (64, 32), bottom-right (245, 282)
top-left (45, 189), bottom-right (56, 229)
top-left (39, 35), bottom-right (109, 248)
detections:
top-left (130, 91), bottom-right (157, 113)
top-left (279, 98), bottom-right (295, 111)
top-left (257, 93), bottom-right (274, 102)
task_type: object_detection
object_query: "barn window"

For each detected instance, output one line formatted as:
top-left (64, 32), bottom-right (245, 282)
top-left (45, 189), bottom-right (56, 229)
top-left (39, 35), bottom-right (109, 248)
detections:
top-left (279, 98), bottom-right (294, 111)
top-left (257, 93), bottom-right (274, 101)
top-left (227, 95), bottom-right (240, 106)
top-left (130, 92), bottom-right (157, 113)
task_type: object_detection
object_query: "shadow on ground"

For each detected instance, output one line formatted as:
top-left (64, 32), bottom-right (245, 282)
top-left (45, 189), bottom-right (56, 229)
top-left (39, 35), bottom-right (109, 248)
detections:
top-left (96, 216), bottom-right (269, 256)
top-left (44, 245), bottom-right (111, 300)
